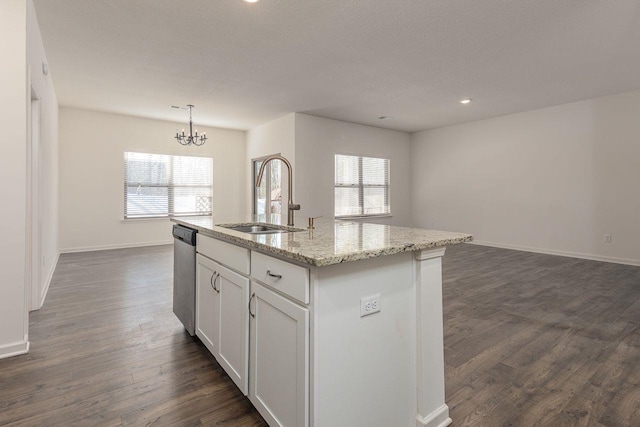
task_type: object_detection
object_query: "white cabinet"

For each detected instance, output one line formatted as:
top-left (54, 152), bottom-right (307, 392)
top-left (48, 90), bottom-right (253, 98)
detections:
top-left (197, 234), bottom-right (250, 274)
top-left (197, 242), bottom-right (310, 426)
top-left (196, 254), bottom-right (218, 354)
top-left (215, 262), bottom-right (250, 394)
top-left (249, 281), bottom-right (309, 427)
top-left (196, 254), bottom-right (250, 395)
top-left (251, 251), bottom-right (310, 304)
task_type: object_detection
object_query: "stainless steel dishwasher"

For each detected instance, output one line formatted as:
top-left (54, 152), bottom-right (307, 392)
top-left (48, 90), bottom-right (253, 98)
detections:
top-left (172, 224), bottom-right (197, 335)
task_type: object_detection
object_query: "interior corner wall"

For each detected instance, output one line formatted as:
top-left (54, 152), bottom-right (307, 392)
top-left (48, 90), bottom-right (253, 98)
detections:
top-left (410, 89), bottom-right (640, 265)
top-left (59, 108), bottom-right (246, 252)
top-left (245, 113), bottom-right (296, 214)
top-left (294, 114), bottom-right (412, 226)
top-left (0, 0), bottom-right (29, 358)
top-left (28, 0), bottom-right (59, 308)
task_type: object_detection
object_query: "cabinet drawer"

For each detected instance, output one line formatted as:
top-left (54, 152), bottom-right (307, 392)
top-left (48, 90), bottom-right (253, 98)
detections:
top-left (197, 234), bottom-right (250, 275)
top-left (251, 252), bottom-right (309, 304)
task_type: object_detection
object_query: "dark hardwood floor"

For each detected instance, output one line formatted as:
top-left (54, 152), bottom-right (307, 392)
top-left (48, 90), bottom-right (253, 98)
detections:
top-left (0, 245), bottom-right (266, 427)
top-left (0, 243), bottom-right (638, 426)
top-left (443, 244), bottom-right (640, 427)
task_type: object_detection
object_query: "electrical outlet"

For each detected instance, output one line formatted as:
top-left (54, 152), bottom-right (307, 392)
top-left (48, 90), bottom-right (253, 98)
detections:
top-left (604, 234), bottom-right (612, 243)
top-left (360, 294), bottom-right (381, 317)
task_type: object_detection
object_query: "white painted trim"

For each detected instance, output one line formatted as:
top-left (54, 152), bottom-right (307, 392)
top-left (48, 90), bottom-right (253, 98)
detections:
top-left (335, 214), bottom-right (393, 220)
top-left (469, 240), bottom-right (640, 267)
top-left (416, 404), bottom-right (452, 427)
top-left (0, 339), bottom-right (30, 360)
top-left (414, 252), bottom-right (449, 427)
top-left (60, 240), bottom-right (173, 254)
top-left (120, 217), bottom-right (171, 223)
top-left (415, 247), bottom-right (446, 261)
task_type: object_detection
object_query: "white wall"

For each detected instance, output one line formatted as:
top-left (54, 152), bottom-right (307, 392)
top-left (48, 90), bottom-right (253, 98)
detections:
top-left (0, 0), bottom-right (58, 359)
top-left (295, 114), bottom-right (412, 226)
top-left (246, 113), bottom-right (296, 215)
top-left (0, 0), bottom-right (29, 358)
top-left (411, 90), bottom-right (640, 265)
top-left (59, 108), bottom-right (246, 252)
top-left (27, 0), bottom-right (59, 309)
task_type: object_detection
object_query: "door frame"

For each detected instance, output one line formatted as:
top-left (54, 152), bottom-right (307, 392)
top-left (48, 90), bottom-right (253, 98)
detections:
top-left (26, 83), bottom-right (42, 311)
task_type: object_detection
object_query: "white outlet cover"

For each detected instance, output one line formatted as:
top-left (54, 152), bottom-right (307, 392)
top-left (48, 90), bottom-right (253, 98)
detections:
top-left (360, 294), bottom-right (381, 317)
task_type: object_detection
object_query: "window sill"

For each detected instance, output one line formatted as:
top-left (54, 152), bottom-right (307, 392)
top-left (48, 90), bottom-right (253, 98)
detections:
top-left (121, 217), bottom-right (172, 223)
top-left (335, 214), bottom-right (393, 220)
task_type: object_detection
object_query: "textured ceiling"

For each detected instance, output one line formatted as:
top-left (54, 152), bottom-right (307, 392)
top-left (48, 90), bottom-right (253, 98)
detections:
top-left (32, 0), bottom-right (640, 132)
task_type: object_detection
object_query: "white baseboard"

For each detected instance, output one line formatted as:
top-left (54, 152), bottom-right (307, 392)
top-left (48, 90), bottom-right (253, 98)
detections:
top-left (0, 339), bottom-right (29, 360)
top-left (469, 240), bottom-right (640, 267)
top-left (60, 240), bottom-right (173, 254)
top-left (416, 404), bottom-right (452, 427)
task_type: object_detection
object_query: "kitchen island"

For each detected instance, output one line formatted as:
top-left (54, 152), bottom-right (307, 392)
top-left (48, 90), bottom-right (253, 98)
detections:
top-left (173, 216), bottom-right (472, 427)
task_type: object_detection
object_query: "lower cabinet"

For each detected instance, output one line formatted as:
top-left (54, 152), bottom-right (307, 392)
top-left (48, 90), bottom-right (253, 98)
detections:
top-left (249, 281), bottom-right (309, 427)
top-left (196, 255), bottom-right (218, 354)
top-left (196, 254), bottom-right (250, 395)
top-left (197, 242), bottom-right (309, 426)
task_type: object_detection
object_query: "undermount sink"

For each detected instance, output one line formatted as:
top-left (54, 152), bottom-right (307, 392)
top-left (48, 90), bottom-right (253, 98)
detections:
top-left (218, 223), bottom-right (303, 235)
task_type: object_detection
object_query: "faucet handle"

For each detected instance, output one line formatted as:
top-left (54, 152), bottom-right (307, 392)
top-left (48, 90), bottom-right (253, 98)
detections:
top-left (308, 215), bottom-right (323, 230)
top-left (289, 203), bottom-right (301, 211)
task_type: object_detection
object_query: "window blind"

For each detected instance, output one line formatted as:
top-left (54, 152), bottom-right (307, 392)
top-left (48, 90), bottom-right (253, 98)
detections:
top-left (124, 152), bottom-right (213, 219)
top-left (335, 154), bottom-right (390, 217)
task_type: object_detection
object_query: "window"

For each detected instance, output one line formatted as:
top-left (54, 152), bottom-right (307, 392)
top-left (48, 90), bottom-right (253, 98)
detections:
top-left (253, 156), bottom-right (282, 215)
top-left (124, 152), bottom-right (213, 219)
top-left (335, 154), bottom-right (390, 218)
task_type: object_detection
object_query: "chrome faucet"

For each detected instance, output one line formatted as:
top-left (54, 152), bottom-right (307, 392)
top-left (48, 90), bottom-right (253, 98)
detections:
top-left (256, 155), bottom-right (300, 226)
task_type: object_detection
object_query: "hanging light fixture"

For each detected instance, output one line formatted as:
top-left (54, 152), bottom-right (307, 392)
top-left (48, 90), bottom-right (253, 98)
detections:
top-left (172, 104), bottom-right (207, 146)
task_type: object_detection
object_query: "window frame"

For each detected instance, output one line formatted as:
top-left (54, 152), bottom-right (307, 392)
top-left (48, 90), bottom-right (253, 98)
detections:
top-left (123, 151), bottom-right (213, 220)
top-left (334, 153), bottom-right (391, 219)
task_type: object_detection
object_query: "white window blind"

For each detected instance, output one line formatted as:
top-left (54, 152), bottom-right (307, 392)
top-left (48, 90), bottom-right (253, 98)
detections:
top-left (335, 154), bottom-right (390, 217)
top-left (124, 152), bottom-right (213, 219)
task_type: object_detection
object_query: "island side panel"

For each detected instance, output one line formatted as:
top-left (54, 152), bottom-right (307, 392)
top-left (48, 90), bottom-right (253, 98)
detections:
top-left (414, 248), bottom-right (451, 427)
top-left (311, 252), bottom-right (416, 427)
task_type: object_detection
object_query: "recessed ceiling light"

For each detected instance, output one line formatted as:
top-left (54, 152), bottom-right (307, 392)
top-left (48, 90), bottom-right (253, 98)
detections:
top-left (243, 0), bottom-right (260, 3)
top-left (460, 98), bottom-right (472, 104)
top-left (378, 116), bottom-right (392, 120)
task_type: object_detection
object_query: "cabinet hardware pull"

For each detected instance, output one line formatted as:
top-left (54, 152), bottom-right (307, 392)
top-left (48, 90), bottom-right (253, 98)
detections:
top-left (266, 270), bottom-right (282, 279)
top-left (249, 293), bottom-right (256, 318)
top-left (210, 271), bottom-right (217, 290)
top-left (214, 273), bottom-right (221, 293)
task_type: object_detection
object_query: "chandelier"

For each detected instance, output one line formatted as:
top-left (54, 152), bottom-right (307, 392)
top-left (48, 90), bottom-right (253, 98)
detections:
top-left (173, 104), bottom-right (207, 146)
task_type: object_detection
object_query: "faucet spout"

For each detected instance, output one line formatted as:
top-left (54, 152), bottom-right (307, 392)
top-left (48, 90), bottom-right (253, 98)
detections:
top-left (256, 155), bottom-right (300, 227)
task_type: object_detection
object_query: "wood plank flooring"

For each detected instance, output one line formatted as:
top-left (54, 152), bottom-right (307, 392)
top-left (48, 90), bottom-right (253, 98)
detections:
top-left (0, 246), bottom-right (266, 427)
top-left (443, 244), bottom-right (640, 426)
top-left (0, 243), bottom-right (638, 426)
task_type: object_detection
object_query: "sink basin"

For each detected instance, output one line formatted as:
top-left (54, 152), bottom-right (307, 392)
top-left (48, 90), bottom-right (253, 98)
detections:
top-left (218, 223), bottom-right (301, 235)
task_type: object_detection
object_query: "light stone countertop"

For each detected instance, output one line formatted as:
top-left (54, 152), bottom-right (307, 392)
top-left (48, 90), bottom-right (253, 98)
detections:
top-left (172, 215), bottom-right (472, 267)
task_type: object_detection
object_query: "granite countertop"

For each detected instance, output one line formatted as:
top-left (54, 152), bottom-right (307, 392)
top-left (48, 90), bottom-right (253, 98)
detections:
top-left (172, 215), bottom-right (472, 267)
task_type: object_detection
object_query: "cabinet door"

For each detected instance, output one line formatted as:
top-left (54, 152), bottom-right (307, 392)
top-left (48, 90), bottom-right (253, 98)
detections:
top-left (249, 281), bottom-right (309, 427)
top-left (196, 255), bottom-right (220, 355)
top-left (216, 264), bottom-right (250, 395)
